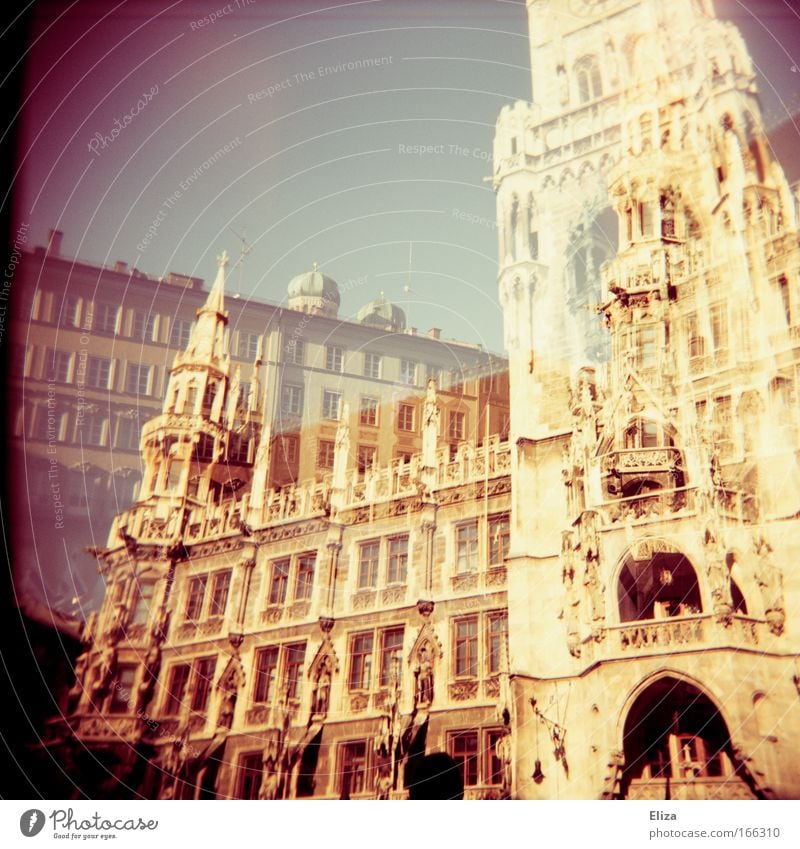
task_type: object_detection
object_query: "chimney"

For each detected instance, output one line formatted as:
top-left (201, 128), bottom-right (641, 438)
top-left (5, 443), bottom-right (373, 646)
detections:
top-left (427, 327), bottom-right (441, 340)
top-left (47, 229), bottom-right (63, 256)
top-left (114, 261), bottom-right (128, 273)
top-left (408, 327), bottom-right (417, 336)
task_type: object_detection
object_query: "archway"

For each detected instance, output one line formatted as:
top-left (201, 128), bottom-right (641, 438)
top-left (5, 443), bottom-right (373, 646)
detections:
top-left (621, 676), bottom-right (757, 799)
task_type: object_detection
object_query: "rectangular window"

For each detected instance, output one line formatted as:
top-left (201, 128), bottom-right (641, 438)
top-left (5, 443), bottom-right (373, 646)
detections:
top-left (190, 657), bottom-right (216, 713)
top-left (710, 303), bottom-right (728, 352)
top-left (448, 410), bottom-right (465, 442)
top-left (238, 332), bottom-right (260, 360)
top-left (294, 554), bottom-right (315, 601)
top-left (185, 575), bottom-right (208, 620)
top-left (450, 731), bottom-right (479, 788)
top-left (357, 540), bottom-right (380, 589)
top-left (488, 515), bottom-right (510, 567)
top-left (685, 313), bottom-right (705, 359)
top-left (387, 535), bottom-right (408, 584)
top-left (363, 352), bottom-right (381, 379)
top-left (456, 521), bottom-right (479, 573)
top-left (169, 318), bottom-right (192, 348)
top-left (130, 581), bottom-right (155, 626)
top-left (356, 444), bottom-right (376, 474)
top-left (326, 345), bottom-right (343, 372)
top-left (349, 632), bottom-right (374, 690)
top-left (236, 753), bottom-right (263, 800)
top-left (281, 384), bottom-right (303, 416)
top-left (94, 303), bottom-right (119, 334)
top-left (485, 730), bottom-right (505, 786)
top-left (209, 571), bottom-right (231, 617)
top-left (284, 338), bottom-right (305, 365)
top-left (454, 617), bottom-right (478, 677)
top-left (45, 349), bottom-right (72, 383)
top-left (317, 439), bottom-right (335, 469)
top-left (397, 403), bottom-right (415, 432)
top-left (163, 664), bottom-right (190, 715)
top-left (268, 559), bottom-right (290, 605)
top-left (638, 325), bottom-right (657, 369)
top-left (322, 390), bottom-right (342, 420)
top-left (116, 416), bottom-right (142, 451)
top-left (60, 295), bottom-right (80, 328)
top-left (338, 741), bottom-right (371, 797)
top-left (86, 356), bottom-right (111, 389)
top-left (487, 612), bottom-right (508, 675)
top-left (400, 359), bottom-right (417, 386)
top-left (82, 414), bottom-right (108, 446)
top-left (125, 363), bottom-right (152, 395)
top-left (132, 311), bottom-right (156, 342)
top-left (280, 436), bottom-right (298, 464)
top-left (284, 642), bottom-right (305, 699)
top-left (639, 201), bottom-right (654, 237)
top-left (778, 275), bottom-right (792, 325)
top-left (108, 665), bottom-right (136, 714)
top-left (253, 647), bottom-right (279, 704)
top-left (379, 627), bottom-right (404, 687)
top-left (359, 397), bottom-right (379, 427)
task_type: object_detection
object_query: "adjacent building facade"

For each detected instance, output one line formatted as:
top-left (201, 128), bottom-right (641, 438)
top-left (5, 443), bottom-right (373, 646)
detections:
top-left (40, 0), bottom-right (800, 799)
top-left (10, 241), bottom-right (506, 612)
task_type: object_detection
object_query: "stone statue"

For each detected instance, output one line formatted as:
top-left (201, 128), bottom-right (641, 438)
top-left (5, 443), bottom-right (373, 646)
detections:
top-left (422, 378), bottom-right (440, 469)
top-left (313, 656), bottom-right (332, 715)
top-left (753, 534), bottom-right (785, 635)
top-left (415, 645), bottom-right (434, 707)
top-left (258, 757), bottom-right (279, 800)
top-left (704, 523), bottom-right (732, 622)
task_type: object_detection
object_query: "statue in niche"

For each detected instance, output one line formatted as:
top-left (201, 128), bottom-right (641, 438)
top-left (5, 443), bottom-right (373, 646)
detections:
top-left (217, 677), bottom-right (238, 730)
top-left (312, 656), bottom-right (332, 716)
top-left (67, 652), bottom-right (90, 713)
top-left (557, 65), bottom-right (569, 106)
top-left (136, 643), bottom-right (161, 712)
top-left (415, 645), bottom-right (434, 708)
top-left (258, 756), bottom-right (279, 801)
top-left (704, 523), bottom-right (732, 622)
top-left (375, 765), bottom-right (393, 800)
top-left (91, 644), bottom-right (117, 700)
top-left (753, 534), bottom-right (785, 635)
top-left (580, 514), bottom-right (605, 634)
top-left (422, 379), bottom-right (440, 469)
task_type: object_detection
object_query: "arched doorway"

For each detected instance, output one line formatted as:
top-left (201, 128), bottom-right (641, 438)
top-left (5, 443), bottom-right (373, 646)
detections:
top-left (621, 676), bottom-right (758, 799)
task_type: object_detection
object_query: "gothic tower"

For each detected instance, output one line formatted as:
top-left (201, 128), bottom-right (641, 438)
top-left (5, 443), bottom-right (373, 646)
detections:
top-left (502, 0), bottom-right (800, 799)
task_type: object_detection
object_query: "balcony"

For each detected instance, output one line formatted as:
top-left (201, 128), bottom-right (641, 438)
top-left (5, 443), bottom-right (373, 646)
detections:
top-left (627, 776), bottom-right (755, 800)
top-left (602, 447), bottom-right (683, 475)
top-left (600, 614), bottom-right (763, 659)
top-left (600, 486), bottom-right (694, 525)
top-left (76, 713), bottom-right (140, 741)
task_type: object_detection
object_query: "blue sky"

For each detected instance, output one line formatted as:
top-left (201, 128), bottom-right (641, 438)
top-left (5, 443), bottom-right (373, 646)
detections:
top-left (14, 0), bottom-right (800, 355)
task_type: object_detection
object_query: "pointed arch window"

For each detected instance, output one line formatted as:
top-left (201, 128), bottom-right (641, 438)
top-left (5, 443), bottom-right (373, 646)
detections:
top-left (575, 56), bottom-right (602, 104)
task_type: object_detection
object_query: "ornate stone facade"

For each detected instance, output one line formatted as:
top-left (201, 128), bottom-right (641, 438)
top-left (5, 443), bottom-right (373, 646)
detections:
top-left (49, 0), bottom-right (800, 801)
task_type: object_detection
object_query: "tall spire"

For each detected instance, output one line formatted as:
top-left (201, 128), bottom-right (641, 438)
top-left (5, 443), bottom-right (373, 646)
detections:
top-left (202, 249), bottom-right (228, 316)
top-left (178, 250), bottom-right (230, 368)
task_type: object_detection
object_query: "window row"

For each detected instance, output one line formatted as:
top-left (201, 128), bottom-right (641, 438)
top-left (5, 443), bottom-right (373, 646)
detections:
top-left (19, 405), bottom-right (150, 451)
top-left (39, 349), bottom-right (163, 396)
top-left (234, 725), bottom-right (506, 798)
top-left (37, 295), bottom-right (267, 357)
